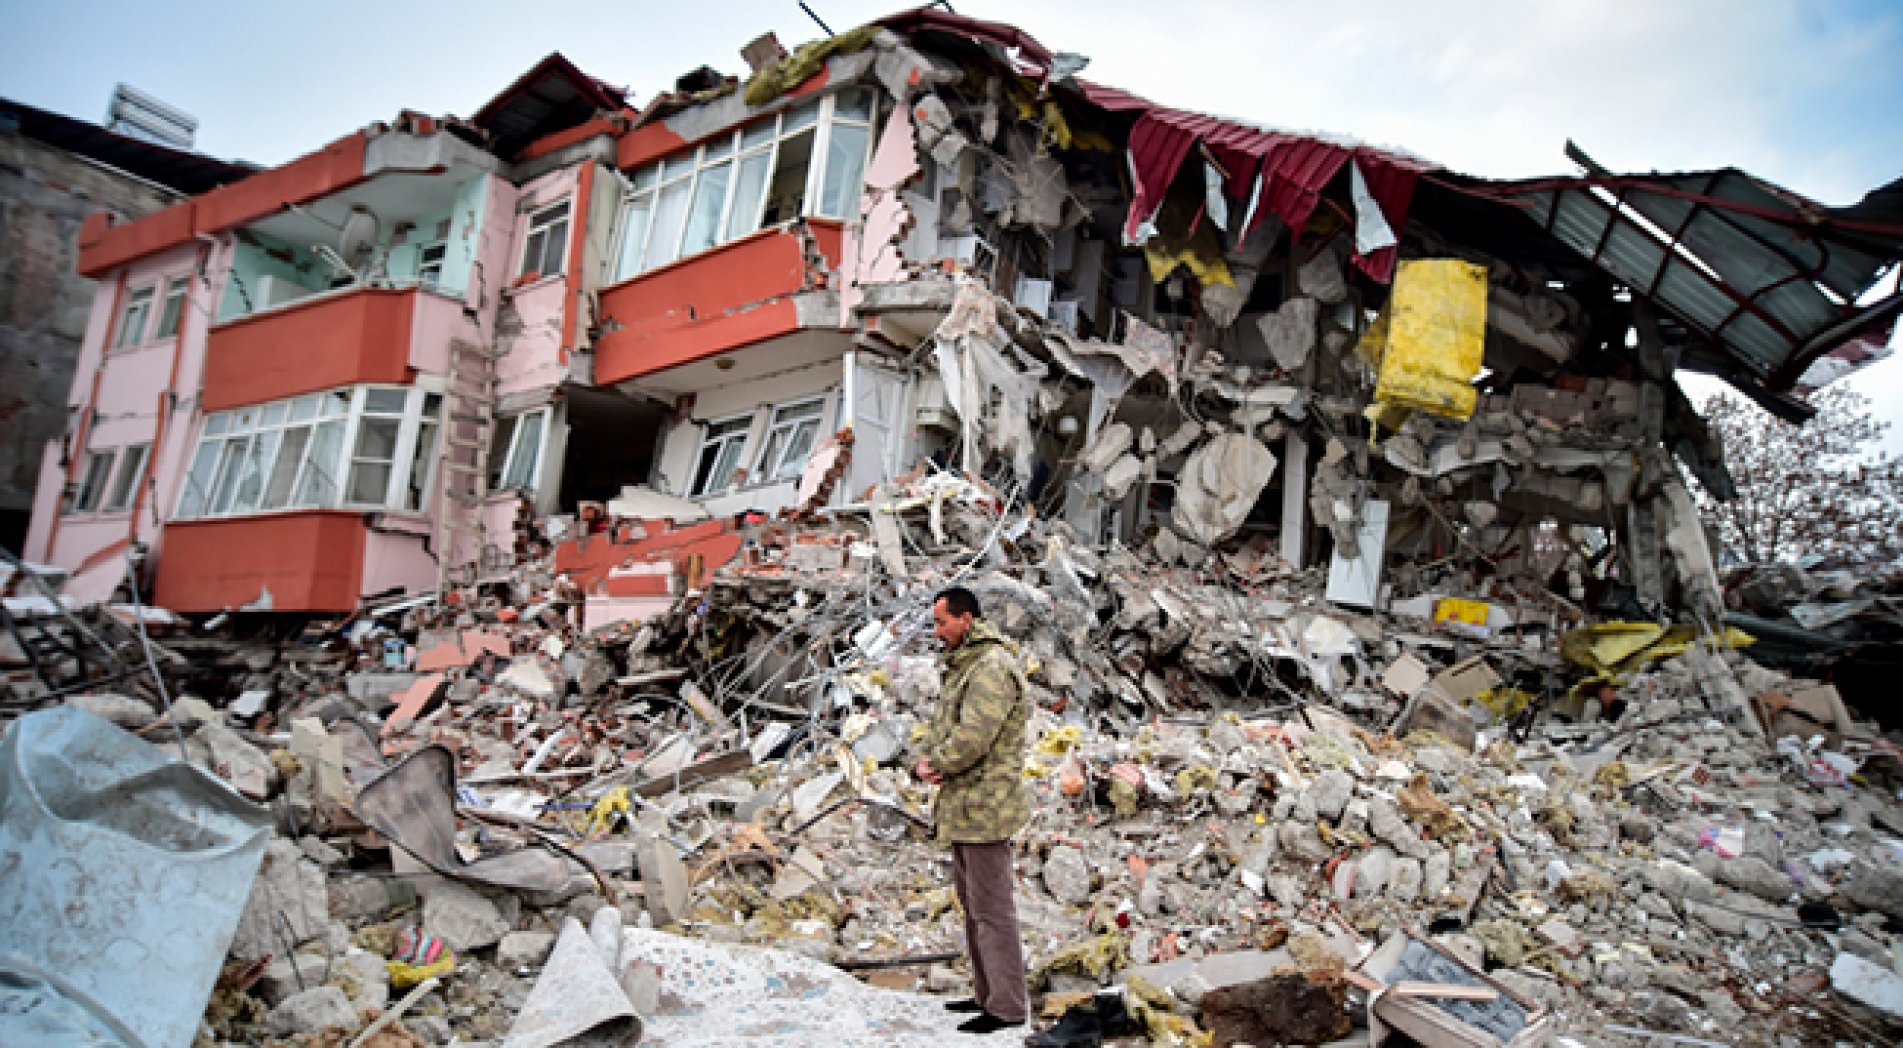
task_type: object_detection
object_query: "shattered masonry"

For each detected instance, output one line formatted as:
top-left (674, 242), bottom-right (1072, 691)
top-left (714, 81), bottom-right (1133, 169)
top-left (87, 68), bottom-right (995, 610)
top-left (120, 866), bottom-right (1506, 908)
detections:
top-left (5, 6), bottom-right (1903, 1048)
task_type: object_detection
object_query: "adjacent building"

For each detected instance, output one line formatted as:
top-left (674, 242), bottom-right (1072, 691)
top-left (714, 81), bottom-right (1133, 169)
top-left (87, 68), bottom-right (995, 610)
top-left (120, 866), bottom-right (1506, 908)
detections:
top-left (21, 9), bottom-right (1903, 619)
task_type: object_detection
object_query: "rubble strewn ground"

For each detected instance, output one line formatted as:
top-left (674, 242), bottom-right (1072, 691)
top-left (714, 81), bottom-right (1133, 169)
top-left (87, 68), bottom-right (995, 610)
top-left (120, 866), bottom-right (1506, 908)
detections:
top-left (6, 476), bottom-right (1902, 1048)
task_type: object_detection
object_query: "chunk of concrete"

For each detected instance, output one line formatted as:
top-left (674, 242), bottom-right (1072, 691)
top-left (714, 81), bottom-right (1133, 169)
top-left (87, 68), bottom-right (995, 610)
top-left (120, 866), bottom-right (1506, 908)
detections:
top-left (266, 985), bottom-right (358, 1038)
top-left (1305, 769), bottom-right (1355, 822)
top-left (422, 882), bottom-right (510, 952)
top-left (1043, 845), bottom-right (1093, 906)
top-left (499, 929), bottom-right (559, 969)
top-left (641, 838), bottom-right (690, 926)
top-left (1831, 952), bottom-right (1903, 1024)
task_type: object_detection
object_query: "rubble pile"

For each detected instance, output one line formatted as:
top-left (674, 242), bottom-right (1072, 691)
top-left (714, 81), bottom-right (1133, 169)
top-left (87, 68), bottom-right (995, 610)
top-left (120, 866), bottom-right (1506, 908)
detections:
top-left (7, 476), bottom-right (1903, 1048)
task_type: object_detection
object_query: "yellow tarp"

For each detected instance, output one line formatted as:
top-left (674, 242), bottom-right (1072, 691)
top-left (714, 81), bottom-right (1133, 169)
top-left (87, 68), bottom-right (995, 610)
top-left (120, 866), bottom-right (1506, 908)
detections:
top-left (1434, 598), bottom-right (1490, 629)
top-left (1558, 621), bottom-right (1756, 699)
top-left (1366, 259), bottom-right (1488, 420)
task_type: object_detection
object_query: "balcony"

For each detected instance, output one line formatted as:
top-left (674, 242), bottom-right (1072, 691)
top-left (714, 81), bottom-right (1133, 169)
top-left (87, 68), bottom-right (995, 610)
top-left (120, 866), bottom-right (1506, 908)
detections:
top-left (154, 510), bottom-right (366, 612)
top-left (202, 286), bottom-right (466, 412)
top-left (593, 219), bottom-right (843, 387)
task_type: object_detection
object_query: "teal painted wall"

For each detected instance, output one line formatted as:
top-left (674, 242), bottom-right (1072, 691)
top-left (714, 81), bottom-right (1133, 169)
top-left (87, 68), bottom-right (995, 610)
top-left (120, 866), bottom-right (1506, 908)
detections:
top-left (218, 236), bottom-right (328, 320)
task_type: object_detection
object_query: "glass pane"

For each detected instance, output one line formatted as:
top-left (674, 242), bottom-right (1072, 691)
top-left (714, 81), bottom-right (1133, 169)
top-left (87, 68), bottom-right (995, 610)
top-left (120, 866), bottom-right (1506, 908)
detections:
top-left (756, 429), bottom-right (788, 481)
top-left (779, 419), bottom-right (820, 471)
top-left (322, 390), bottom-right (352, 417)
top-left (232, 429), bottom-right (278, 513)
top-left (297, 421), bottom-right (344, 506)
top-left (204, 413), bottom-right (231, 436)
top-left (354, 417), bottom-right (401, 461)
top-left (537, 218), bottom-right (569, 277)
top-left (423, 392), bottom-right (443, 419)
top-left (709, 438), bottom-right (745, 491)
top-left (661, 155), bottom-right (696, 183)
top-left (154, 282), bottom-right (185, 339)
top-left (364, 388), bottom-right (407, 414)
top-left (681, 160), bottom-right (732, 257)
top-left (630, 165), bottom-right (658, 192)
top-left (709, 416), bottom-right (752, 439)
top-left (783, 99), bottom-right (819, 132)
top-left (488, 415), bottom-right (517, 488)
top-left (765, 129), bottom-right (814, 225)
top-left (834, 89), bottom-right (873, 122)
top-left (820, 122), bottom-right (870, 218)
top-left (264, 426), bottom-right (309, 509)
top-left (503, 411), bottom-right (545, 490)
top-left (723, 150), bottom-right (773, 242)
top-left (261, 402), bottom-right (289, 427)
top-left (231, 408), bottom-right (258, 433)
top-left (776, 399), bottom-right (825, 422)
top-left (615, 198), bottom-right (653, 279)
top-left (348, 462), bottom-right (392, 504)
top-left (209, 436), bottom-right (252, 515)
top-left (105, 445), bottom-right (147, 511)
top-left (289, 395), bottom-right (319, 422)
top-left (406, 420), bottom-right (439, 511)
top-left (178, 440), bottom-right (221, 518)
top-left (741, 122), bottom-right (776, 152)
top-left (646, 178), bottom-right (694, 268)
top-left (703, 135), bottom-right (735, 161)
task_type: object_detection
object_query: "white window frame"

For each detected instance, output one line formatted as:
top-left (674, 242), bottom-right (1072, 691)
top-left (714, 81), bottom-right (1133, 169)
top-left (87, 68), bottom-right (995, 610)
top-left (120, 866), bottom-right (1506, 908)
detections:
top-left (101, 442), bottom-right (151, 513)
top-left (754, 397), bottom-right (826, 483)
top-left (114, 285), bottom-right (156, 348)
top-left (613, 89), bottom-right (879, 281)
top-left (176, 386), bottom-right (440, 520)
top-left (71, 450), bottom-right (116, 513)
top-left (153, 277), bottom-right (189, 341)
top-left (490, 407), bottom-right (551, 493)
top-left (519, 200), bottom-right (571, 280)
top-left (417, 242), bottom-right (447, 290)
top-left (689, 413), bottom-right (754, 497)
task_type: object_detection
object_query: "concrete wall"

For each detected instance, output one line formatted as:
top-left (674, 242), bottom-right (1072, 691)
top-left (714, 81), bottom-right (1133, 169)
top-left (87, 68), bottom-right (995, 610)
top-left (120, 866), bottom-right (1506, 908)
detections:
top-left (0, 130), bottom-right (181, 551)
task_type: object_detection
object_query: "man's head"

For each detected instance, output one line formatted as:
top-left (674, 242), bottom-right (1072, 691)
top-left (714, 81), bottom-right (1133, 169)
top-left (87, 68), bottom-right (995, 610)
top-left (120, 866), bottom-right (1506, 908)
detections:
top-left (932, 586), bottom-right (982, 649)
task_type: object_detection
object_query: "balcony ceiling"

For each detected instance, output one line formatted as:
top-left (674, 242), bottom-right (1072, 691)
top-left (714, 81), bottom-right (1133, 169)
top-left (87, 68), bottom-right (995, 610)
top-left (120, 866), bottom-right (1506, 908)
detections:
top-left (245, 170), bottom-right (471, 248)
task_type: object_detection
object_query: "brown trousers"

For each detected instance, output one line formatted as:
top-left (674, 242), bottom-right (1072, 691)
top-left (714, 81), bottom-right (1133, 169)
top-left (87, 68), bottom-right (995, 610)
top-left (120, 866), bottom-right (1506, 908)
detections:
top-left (951, 841), bottom-right (1028, 1022)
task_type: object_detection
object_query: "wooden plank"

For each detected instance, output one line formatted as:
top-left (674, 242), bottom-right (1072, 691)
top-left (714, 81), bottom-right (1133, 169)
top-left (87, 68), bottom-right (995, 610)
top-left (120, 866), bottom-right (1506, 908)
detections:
top-left (1392, 981), bottom-right (1500, 1002)
top-left (632, 748), bottom-right (754, 798)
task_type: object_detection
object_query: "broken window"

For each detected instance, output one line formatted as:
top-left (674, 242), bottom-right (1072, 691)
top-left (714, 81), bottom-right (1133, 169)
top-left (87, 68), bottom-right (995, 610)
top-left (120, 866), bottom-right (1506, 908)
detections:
top-left (520, 200), bottom-right (570, 280)
top-left (114, 286), bottom-right (155, 349)
top-left (153, 277), bottom-right (188, 340)
top-left (755, 398), bottom-right (825, 482)
top-left (101, 443), bottom-right (151, 513)
top-left (489, 407), bottom-right (549, 493)
top-left (405, 393), bottom-right (442, 511)
top-left (417, 243), bottom-right (446, 290)
top-left (613, 93), bottom-right (875, 280)
top-left (177, 386), bottom-right (438, 520)
top-left (70, 450), bottom-right (115, 513)
top-left (691, 415), bottom-right (752, 496)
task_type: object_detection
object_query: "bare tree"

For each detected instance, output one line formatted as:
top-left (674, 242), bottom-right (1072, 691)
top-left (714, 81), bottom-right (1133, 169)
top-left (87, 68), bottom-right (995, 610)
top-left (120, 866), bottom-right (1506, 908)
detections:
top-left (1694, 385), bottom-right (1903, 566)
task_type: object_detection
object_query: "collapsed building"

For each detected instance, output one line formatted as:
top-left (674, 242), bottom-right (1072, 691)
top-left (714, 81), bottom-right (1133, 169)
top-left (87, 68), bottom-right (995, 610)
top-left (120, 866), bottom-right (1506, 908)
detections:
top-left (7, 7), bottom-right (1903, 1048)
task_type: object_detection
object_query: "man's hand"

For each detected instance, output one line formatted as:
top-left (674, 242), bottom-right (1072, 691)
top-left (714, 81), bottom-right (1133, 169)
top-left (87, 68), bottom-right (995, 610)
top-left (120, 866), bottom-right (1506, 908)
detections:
top-left (915, 756), bottom-right (945, 786)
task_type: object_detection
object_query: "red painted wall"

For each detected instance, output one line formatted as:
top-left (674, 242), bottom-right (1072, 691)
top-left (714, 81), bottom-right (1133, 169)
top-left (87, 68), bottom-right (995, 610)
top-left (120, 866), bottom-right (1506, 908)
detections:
top-left (202, 288), bottom-right (417, 412)
top-left (155, 512), bottom-right (366, 612)
top-left (592, 221), bottom-right (842, 385)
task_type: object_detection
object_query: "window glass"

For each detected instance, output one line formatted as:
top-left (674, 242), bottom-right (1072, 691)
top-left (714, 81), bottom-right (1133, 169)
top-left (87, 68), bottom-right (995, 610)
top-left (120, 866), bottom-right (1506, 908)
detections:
top-left (820, 121), bottom-right (870, 218)
top-left (724, 149), bottom-right (773, 242)
top-left (296, 420), bottom-right (345, 506)
top-left (615, 198), bottom-right (653, 280)
top-left (364, 388), bottom-right (407, 414)
top-left (629, 166), bottom-right (658, 193)
top-left (115, 287), bottom-right (154, 348)
top-left (681, 160), bottom-right (733, 257)
top-left (764, 129), bottom-right (814, 225)
top-left (646, 179), bottom-right (694, 269)
top-left (73, 451), bottom-right (115, 512)
top-left (741, 121), bottom-right (777, 152)
top-left (691, 416), bottom-right (751, 496)
top-left (260, 402), bottom-right (289, 427)
top-left (204, 412), bottom-right (231, 437)
top-left (103, 443), bottom-right (150, 512)
top-left (322, 390), bottom-right (351, 417)
top-left (834, 89), bottom-right (874, 123)
top-left (348, 417), bottom-right (401, 503)
top-left (178, 441), bottom-right (220, 518)
top-left (783, 99), bottom-right (819, 132)
top-left (154, 278), bottom-right (188, 340)
top-left (758, 400), bottom-right (825, 481)
top-left (418, 243), bottom-right (446, 288)
top-left (501, 410), bottom-right (545, 491)
top-left (263, 426), bottom-right (309, 509)
top-left (405, 394), bottom-right (442, 511)
top-left (290, 395), bottom-right (319, 423)
top-left (520, 201), bottom-right (570, 278)
top-left (703, 136), bottom-right (735, 161)
top-left (208, 436), bottom-right (253, 515)
top-left (487, 414), bottom-right (518, 490)
top-left (232, 429), bottom-right (278, 514)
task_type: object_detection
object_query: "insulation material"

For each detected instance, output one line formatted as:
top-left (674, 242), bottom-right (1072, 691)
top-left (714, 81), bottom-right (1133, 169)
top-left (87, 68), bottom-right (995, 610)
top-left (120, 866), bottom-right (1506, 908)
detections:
top-left (1171, 433), bottom-right (1277, 546)
top-left (929, 282), bottom-right (1048, 483)
top-left (1368, 259), bottom-right (1488, 420)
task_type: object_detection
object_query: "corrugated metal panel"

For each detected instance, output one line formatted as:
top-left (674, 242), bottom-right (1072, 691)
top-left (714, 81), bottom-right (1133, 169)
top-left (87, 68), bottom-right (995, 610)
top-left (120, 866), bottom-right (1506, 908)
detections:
top-left (1600, 225), bottom-right (1667, 291)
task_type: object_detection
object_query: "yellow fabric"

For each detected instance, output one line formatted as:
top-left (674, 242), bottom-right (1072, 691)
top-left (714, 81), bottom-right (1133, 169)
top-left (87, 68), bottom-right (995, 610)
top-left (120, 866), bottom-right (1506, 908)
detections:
top-left (387, 955), bottom-right (455, 989)
top-left (1369, 259), bottom-right (1488, 420)
top-left (1434, 598), bottom-right (1490, 628)
top-left (1559, 622), bottom-right (1756, 698)
top-left (588, 786), bottom-right (632, 834)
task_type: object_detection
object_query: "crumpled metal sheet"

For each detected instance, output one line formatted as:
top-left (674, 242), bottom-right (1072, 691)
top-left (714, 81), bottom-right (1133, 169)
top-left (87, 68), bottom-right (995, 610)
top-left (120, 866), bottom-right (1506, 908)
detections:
top-left (0, 707), bottom-right (271, 1048)
top-left (354, 744), bottom-right (569, 892)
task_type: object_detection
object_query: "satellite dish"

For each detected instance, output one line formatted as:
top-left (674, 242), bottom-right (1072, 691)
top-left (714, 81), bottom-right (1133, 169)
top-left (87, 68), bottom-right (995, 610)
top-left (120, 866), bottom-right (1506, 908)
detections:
top-left (339, 205), bottom-right (380, 269)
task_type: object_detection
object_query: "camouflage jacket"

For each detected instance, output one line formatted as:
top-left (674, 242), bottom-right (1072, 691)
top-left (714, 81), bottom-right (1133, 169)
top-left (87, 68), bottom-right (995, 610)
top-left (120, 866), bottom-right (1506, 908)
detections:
top-left (921, 619), bottom-right (1030, 844)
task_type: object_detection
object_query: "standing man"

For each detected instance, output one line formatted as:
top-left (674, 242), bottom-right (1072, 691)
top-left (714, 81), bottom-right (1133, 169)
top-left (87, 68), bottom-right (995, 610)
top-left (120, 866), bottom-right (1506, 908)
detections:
top-left (915, 586), bottom-right (1031, 1034)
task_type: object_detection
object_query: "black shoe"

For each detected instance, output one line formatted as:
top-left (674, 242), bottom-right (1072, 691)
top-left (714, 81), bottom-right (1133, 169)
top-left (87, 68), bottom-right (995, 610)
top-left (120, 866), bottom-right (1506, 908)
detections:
top-left (1024, 1003), bottom-right (1101, 1048)
top-left (944, 997), bottom-right (985, 1013)
top-left (1094, 991), bottom-right (1135, 1038)
top-left (957, 1012), bottom-right (1023, 1034)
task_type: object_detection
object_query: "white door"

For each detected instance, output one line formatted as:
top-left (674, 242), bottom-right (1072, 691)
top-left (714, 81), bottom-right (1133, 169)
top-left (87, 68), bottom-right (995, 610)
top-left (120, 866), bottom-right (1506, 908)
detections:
top-left (845, 358), bottom-right (909, 502)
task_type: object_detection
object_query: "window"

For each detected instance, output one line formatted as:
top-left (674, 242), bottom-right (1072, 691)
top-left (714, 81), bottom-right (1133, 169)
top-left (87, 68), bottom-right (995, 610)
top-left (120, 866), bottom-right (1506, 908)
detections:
top-left (756, 399), bottom-right (825, 482)
top-left (153, 278), bottom-right (189, 340)
top-left (520, 201), bottom-right (570, 279)
top-left (690, 415), bottom-right (752, 496)
top-left (613, 91), bottom-right (879, 280)
top-left (176, 387), bottom-right (440, 519)
top-left (489, 408), bottom-right (549, 492)
top-left (406, 393), bottom-right (443, 510)
top-left (71, 450), bottom-right (115, 513)
top-left (114, 286), bottom-right (155, 348)
top-left (101, 443), bottom-right (151, 513)
top-left (418, 243), bottom-right (446, 289)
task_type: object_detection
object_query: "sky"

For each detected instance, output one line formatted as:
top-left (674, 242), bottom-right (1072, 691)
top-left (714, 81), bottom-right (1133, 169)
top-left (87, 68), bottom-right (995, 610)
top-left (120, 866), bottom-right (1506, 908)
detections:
top-left (3, 0), bottom-right (1900, 446)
